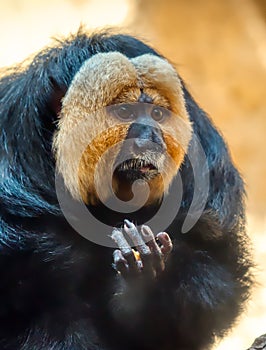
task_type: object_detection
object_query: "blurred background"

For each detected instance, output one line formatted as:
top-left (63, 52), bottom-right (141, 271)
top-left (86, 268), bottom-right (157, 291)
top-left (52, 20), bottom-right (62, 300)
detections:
top-left (0, 0), bottom-right (265, 348)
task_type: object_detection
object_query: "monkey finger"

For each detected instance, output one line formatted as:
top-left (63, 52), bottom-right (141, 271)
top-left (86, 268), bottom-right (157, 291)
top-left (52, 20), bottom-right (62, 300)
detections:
top-left (141, 225), bottom-right (165, 274)
top-left (156, 232), bottom-right (173, 260)
top-left (113, 249), bottom-right (128, 277)
top-left (123, 220), bottom-right (150, 256)
top-left (111, 228), bottom-right (139, 274)
top-left (124, 220), bottom-right (155, 277)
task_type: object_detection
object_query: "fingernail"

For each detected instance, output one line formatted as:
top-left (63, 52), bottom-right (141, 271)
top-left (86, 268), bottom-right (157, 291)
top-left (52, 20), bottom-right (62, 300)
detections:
top-left (124, 219), bottom-right (132, 228)
top-left (159, 232), bottom-right (170, 240)
top-left (141, 225), bottom-right (152, 236)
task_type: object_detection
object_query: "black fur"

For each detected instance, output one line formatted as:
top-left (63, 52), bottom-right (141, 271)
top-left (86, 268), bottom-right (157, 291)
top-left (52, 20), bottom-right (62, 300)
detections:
top-left (0, 29), bottom-right (252, 349)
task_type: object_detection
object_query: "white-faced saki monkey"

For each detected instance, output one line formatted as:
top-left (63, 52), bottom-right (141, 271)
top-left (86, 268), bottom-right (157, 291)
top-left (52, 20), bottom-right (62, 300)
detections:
top-left (0, 29), bottom-right (253, 350)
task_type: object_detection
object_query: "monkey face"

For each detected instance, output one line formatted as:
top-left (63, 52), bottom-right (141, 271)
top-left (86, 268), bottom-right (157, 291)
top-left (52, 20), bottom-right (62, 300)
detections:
top-left (109, 103), bottom-right (186, 205)
top-left (53, 53), bottom-right (192, 207)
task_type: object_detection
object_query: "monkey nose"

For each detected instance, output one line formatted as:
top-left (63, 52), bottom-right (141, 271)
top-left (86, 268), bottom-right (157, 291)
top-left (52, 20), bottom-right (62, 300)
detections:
top-left (133, 138), bottom-right (162, 153)
top-left (134, 138), bottom-right (149, 151)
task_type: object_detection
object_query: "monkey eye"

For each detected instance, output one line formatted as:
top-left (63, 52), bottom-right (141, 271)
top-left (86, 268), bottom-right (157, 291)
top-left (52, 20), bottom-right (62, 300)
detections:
top-left (151, 107), bottom-right (168, 122)
top-left (112, 104), bottom-right (136, 121)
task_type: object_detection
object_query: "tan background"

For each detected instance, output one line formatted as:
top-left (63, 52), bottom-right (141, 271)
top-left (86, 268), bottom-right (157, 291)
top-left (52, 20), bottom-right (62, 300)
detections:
top-left (0, 0), bottom-right (265, 348)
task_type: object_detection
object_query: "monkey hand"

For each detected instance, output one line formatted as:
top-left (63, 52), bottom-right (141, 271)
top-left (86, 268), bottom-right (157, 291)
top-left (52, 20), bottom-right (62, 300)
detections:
top-left (111, 220), bottom-right (172, 281)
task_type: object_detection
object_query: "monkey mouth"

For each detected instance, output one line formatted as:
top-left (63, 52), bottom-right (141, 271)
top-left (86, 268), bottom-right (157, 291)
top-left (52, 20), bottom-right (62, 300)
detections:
top-left (115, 159), bottom-right (159, 181)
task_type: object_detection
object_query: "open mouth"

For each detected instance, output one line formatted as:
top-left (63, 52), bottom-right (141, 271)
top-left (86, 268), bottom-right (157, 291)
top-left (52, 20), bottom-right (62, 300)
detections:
top-left (115, 159), bottom-right (159, 181)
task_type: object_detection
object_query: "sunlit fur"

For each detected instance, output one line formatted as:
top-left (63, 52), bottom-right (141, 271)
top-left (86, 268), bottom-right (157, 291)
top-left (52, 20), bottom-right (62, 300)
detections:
top-left (53, 52), bottom-right (192, 206)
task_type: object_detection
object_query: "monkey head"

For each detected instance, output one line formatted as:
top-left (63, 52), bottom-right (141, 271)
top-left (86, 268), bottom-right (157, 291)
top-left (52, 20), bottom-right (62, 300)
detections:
top-left (53, 52), bottom-right (192, 208)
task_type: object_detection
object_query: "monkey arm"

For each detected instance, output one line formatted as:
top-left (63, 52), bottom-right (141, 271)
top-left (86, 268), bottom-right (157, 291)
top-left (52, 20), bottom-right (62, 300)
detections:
top-left (0, 219), bottom-right (110, 350)
top-left (107, 213), bottom-right (252, 349)
top-left (159, 240), bottom-right (243, 339)
top-left (0, 223), bottom-right (70, 327)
